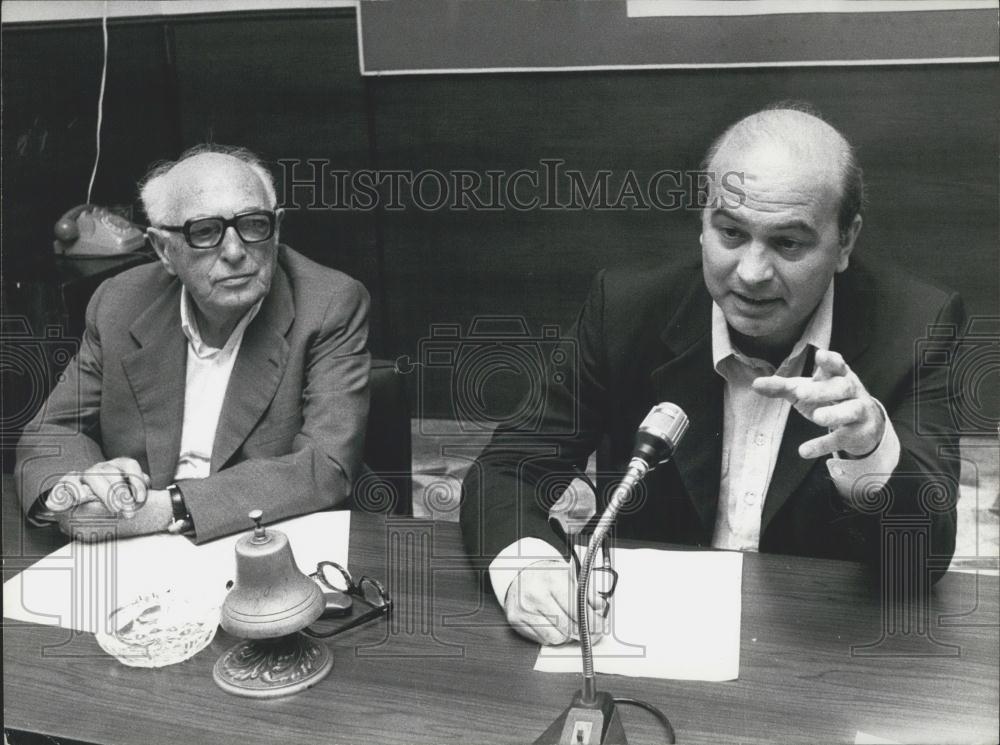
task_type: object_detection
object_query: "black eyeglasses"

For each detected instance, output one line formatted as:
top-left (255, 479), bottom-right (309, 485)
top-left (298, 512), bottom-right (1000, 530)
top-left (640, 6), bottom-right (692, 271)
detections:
top-left (156, 210), bottom-right (277, 249)
top-left (302, 561), bottom-right (392, 638)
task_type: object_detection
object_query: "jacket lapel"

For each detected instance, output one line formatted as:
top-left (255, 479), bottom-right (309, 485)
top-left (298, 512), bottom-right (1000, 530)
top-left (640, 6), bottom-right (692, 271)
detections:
top-left (829, 259), bottom-right (874, 365)
top-left (210, 265), bottom-right (293, 472)
top-left (760, 263), bottom-right (875, 531)
top-left (121, 280), bottom-right (187, 487)
top-left (649, 280), bottom-right (724, 536)
top-left (760, 347), bottom-right (825, 529)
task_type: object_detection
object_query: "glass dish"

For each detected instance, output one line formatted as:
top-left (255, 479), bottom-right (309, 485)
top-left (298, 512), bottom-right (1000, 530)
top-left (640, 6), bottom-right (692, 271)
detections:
top-left (95, 591), bottom-right (219, 668)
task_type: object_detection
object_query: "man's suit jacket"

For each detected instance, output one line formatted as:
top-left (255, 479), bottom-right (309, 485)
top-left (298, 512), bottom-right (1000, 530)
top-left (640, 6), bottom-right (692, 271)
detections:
top-left (16, 245), bottom-right (370, 543)
top-left (461, 256), bottom-right (965, 571)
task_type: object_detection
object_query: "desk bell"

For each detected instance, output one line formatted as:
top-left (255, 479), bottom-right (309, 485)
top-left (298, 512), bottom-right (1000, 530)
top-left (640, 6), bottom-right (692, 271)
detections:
top-left (213, 510), bottom-right (333, 698)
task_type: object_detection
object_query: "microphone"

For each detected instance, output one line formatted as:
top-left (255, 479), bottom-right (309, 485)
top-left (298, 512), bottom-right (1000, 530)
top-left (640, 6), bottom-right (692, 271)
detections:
top-left (630, 402), bottom-right (690, 473)
top-left (536, 403), bottom-right (688, 745)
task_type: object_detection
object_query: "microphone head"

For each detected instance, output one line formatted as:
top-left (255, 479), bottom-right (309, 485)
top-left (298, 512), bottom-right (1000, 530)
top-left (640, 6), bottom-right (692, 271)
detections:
top-left (633, 403), bottom-right (690, 466)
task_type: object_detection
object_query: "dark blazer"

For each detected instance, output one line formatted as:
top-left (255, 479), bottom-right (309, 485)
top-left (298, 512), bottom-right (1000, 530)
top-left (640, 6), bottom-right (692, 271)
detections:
top-left (16, 245), bottom-right (370, 543)
top-left (461, 257), bottom-right (965, 571)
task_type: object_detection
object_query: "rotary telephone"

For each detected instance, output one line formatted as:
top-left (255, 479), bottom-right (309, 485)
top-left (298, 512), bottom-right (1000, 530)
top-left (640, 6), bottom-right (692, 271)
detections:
top-left (53, 204), bottom-right (145, 256)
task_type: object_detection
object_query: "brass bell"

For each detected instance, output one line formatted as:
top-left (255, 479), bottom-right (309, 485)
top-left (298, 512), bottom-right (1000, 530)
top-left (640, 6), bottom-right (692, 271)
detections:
top-left (213, 510), bottom-right (333, 698)
top-left (221, 509), bottom-right (324, 637)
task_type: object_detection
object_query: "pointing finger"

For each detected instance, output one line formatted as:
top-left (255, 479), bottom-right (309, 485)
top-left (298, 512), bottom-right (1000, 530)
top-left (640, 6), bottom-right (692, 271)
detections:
top-left (813, 400), bottom-right (865, 429)
top-left (752, 375), bottom-right (802, 402)
top-left (815, 349), bottom-right (848, 378)
top-left (782, 377), bottom-right (855, 406)
top-left (798, 431), bottom-right (841, 459)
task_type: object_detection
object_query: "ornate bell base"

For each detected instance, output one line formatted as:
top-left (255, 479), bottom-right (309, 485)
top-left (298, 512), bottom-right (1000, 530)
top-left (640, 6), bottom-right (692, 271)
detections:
top-left (213, 632), bottom-right (333, 698)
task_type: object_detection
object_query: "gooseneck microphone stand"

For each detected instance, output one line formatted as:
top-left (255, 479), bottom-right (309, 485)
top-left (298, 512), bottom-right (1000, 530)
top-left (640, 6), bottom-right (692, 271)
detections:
top-left (536, 404), bottom-right (687, 745)
top-left (578, 457), bottom-right (648, 702)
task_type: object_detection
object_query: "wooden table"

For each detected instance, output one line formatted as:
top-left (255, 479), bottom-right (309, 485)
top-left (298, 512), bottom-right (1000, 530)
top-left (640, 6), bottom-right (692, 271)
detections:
top-left (3, 482), bottom-right (998, 744)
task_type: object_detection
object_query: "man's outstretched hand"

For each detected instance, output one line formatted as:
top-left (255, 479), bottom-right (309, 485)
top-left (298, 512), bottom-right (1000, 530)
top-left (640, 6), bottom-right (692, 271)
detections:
top-left (752, 349), bottom-right (885, 459)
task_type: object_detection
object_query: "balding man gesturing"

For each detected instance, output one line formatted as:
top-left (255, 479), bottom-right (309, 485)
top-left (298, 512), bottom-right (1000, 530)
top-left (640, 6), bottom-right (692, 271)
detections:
top-left (462, 104), bottom-right (966, 645)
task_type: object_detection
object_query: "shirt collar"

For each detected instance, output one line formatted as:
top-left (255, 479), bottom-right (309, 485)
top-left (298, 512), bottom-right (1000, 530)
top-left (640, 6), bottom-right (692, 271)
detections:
top-left (712, 280), bottom-right (834, 372)
top-left (180, 287), bottom-right (263, 359)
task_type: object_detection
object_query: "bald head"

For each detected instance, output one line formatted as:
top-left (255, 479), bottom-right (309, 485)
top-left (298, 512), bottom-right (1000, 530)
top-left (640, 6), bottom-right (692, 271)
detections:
top-left (139, 145), bottom-right (277, 226)
top-left (705, 106), bottom-right (863, 242)
top-left (699, 106), bottom-right (865, 359)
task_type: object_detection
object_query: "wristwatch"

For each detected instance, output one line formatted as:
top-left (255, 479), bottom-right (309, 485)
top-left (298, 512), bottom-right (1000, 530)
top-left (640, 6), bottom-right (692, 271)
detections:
top-left (166, 483), bottom-right (194, 535)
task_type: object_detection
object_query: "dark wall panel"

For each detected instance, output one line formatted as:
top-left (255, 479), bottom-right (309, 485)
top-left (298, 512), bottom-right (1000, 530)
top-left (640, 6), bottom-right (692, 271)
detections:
top-left (373, 64), bottom-right (998, 415)
top-left (1, 11), bottom-right (384, 352)
top-left (169, 12), bottom-right (381, 353)
top-left (1, 22), bottom-right (175, 280)
top-left (2, 12), bottom-right (996, 422)
top-left (372, 72), bottom-right (705, 385)
top-left (170, 13), bottom-right (374, 287)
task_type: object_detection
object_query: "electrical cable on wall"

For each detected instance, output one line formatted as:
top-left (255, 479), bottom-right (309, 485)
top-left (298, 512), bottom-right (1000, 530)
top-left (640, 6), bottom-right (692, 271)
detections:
top-left (86, 0), bottom-right (109, 205)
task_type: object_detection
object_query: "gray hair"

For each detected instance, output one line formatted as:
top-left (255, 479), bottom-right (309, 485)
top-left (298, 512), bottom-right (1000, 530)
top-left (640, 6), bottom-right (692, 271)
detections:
top-left (139, 143), bottom-right (277, 225)
top-left (702, 101), bottom-right (865, 244)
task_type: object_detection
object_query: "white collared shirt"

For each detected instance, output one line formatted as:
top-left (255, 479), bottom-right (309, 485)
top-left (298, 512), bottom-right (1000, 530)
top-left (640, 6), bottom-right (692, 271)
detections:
top-left (710, 280), bottom-right (899, 551)
top-left (488, 279), bottom-right (900, 603)
top-left (173, 289), bottom-right (262, 481)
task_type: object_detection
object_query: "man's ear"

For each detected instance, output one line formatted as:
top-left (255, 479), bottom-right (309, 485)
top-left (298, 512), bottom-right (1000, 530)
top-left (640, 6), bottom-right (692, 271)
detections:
top-left (836, 214), bottom-right (862, 272)
top-left (146, 229), bottom-right (177, 276)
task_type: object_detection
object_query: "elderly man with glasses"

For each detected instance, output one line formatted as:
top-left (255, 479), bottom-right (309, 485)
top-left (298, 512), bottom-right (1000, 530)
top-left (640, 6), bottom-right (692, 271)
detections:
top-left (16, 145), bottom-right (371, 543)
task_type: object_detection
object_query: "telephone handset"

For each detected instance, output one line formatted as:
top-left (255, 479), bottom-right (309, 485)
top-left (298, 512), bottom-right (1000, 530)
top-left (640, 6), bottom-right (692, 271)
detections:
top-left (53, 204), bottom-right (146, 257)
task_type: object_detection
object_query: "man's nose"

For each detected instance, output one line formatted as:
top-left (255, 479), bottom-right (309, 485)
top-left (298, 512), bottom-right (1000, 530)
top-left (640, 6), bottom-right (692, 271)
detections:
top-left (735, 241), bottom-right (774, 285)
top-left (219, 226), bottom-right (246, 262)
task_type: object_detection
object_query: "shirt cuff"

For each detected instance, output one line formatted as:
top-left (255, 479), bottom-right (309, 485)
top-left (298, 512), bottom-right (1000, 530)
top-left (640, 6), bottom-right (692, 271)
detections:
top-left (826, 398), bottom-right (901, 498)
top-left (488, 538), bottom-right (567, 606)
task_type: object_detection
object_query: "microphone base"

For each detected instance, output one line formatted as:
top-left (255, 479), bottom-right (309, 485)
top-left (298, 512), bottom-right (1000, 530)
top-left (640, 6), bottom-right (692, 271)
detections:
top-left (534, 690), bottom-right (628, 745)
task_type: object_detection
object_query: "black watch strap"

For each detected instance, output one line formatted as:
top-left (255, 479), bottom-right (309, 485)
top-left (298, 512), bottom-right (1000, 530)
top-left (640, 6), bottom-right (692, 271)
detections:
top-left (167, 483), bottom-right (193, 534)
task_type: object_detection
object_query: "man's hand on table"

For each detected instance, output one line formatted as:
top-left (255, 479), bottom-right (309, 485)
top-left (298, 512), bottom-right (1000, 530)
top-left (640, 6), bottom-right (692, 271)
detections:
top-left (504, 560), bottom-right (607, 646)
top-left (44, 458), bottom-right (176, 540)
top-left (46, 457), bottom-right (151, 516)
top-left (52, 488), bottom-right (173, 540)
top-left (752, 349), bottom-right (886, 459)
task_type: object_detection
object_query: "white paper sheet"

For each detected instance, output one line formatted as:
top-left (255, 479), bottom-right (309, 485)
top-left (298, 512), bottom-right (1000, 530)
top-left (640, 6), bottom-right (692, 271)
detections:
top-left (534, 548), bottom-right (742, 681)
top-left (2, 511), bottom-right (350, 634)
